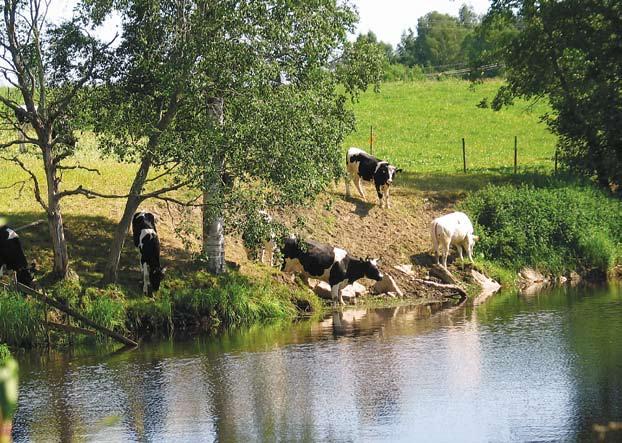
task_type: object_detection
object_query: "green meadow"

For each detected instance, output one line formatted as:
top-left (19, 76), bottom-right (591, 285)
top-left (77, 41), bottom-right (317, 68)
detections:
top-left (344, 79), bottom-right (556, 174)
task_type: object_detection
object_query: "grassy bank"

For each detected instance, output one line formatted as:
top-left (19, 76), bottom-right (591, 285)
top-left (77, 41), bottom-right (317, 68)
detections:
top-left (0, 269), bottom-right (321, 348)
top-left (461, 176), bottom-right (622, 278)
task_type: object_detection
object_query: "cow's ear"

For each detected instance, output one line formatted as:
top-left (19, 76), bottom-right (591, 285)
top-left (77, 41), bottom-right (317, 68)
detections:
top-left (396, 168), bottom-right (403, 174)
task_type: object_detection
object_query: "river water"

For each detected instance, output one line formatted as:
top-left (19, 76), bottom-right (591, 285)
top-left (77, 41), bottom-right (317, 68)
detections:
top-left (12, 285), bottom-right (622, 442)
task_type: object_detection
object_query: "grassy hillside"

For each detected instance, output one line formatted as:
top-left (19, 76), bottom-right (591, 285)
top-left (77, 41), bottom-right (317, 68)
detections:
top-left (344, 79), bottom-right (556, 173)
top-left (0, 79), bottom-right (557, 288)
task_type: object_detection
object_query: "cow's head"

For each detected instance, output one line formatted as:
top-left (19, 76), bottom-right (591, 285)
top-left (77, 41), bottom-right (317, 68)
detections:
top-left (376, 163), bottom-right (401, 186)
top-left (467, 233), bottom-right (479, 256)
top-left (149, 266), bottom-right (167, 292)
top-left (363, 257), bottom-right (383, 281)
top-left (16, 262), bottom-right (36, 287)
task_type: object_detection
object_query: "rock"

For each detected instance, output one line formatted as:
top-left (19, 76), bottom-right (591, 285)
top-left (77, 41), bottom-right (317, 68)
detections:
top-left (569, 271), bottom-right (581, 285)
top-left (518, 267), bottom-right (548, 284)
top-left (372, 274), bottom-right (404, 297)
top-left (429, 264), bottom-right (457, 284)
top-left (393, 264), bottom-right (414, 276)
top-left (350, 281), bottom-right (368, 296)
top-left (471, 269), bottom-right (501, 305)
top-left (310, 280), bottom-right (360, 301)
top-left (311, 281), bottom-right (332, 299)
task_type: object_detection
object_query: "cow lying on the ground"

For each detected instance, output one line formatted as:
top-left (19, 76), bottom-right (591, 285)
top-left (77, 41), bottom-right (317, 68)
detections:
top-left (346, 147), bottom-right (401, 209)
top-left (281, 236), bottom-right (383, 305)
top-left (243, 210), bottom-right (277, 266)
top-left (0, 225), bottom-right (35, 287)
top-left (431, 211), bottom-right (479, 269)
top-left (132, 212), bottom-right (166, 295)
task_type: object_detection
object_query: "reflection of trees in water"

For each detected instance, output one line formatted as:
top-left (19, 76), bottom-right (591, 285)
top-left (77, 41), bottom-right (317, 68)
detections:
top-left (13, 353), bottom-right (79, 443)
top-left (560, 286), bottom-right (622, 441)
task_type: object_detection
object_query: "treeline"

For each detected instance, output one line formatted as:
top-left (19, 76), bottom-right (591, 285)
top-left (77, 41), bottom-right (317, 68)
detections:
top-left (358, 3), bottom-right (518, 81)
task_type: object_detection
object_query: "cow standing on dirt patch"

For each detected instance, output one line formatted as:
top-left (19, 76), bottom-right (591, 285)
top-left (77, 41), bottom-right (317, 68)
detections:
top-left (431, 211), bottom-right (479, 270)
top-left (281, 236), bottom-right (383, 306)
top-left (346, 147), bottom-right (401, 209)
top-left (0, 225), bottom-right (35, 287)
top-left (132, 212), bottom-right (166, 295)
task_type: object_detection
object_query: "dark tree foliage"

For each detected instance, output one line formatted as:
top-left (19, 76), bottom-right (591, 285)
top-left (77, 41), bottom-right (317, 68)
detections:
top-left (491, 0), bottom-right (622, 188)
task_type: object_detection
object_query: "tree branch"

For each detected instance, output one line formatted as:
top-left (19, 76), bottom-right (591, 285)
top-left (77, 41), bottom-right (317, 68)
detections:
top-left (1, 154), bottom-right (48, 212)
top-left (56, 164), bottom-right (101, 175)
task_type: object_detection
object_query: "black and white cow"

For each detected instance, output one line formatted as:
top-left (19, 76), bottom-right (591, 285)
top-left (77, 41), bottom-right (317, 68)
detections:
top-left (132, 212), bottom-right (166, 295)
top-left (14, 104), bottom-right (33, 153)
top-left (346, 147), bottom-right (402, 209)
top-left (0, 225), bottom-right (35, 287)
top-left (281, 236), bottom-right (383, 305)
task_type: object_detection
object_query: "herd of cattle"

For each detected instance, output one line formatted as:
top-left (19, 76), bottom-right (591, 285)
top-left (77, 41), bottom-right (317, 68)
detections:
top-left (0, 147), bottom-right (478, 304)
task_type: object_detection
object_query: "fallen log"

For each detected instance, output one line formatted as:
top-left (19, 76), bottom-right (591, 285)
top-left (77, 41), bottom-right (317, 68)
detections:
top-left (43, 321), bottom-right (97, 337)
top-left (413, 278), bottom-right (467, 303)
top-left (13, 219), bottom-right (45, 232)
top-left (429, 264), bottom-right (458, 284)
top-left (0, 281), bottom-right (138, 347)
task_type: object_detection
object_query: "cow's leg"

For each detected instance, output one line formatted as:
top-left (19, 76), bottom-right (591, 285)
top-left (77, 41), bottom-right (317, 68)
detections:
top-left (260, 245), bottom-right (266, 264)
top-left (265, 239), bottom-right (276, 266)
top-left (331, 284), bottom-right (344, 307)
top-left (0, 264), bottom-right (5, 277)
top-left (457, 244), bottom-right (465, 268)
top-left (441, 239), bottom-right (451, 269)
top-left (345, 173), bottom-right (352, 197)
top-left (354, 177), bottom-right (366, 201)
top-left (385, 187), bottom-right (391, 209)
top-left (142, 262), bottom-right (150, 295)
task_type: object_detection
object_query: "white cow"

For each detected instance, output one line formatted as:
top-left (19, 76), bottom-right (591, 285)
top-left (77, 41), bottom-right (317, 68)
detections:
top-left (431, 211), bottom-right (479, 269)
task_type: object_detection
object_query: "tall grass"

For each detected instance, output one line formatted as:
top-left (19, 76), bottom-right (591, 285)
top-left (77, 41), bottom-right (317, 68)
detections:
top-left (462, 178), bottom-right (622, 275)
top-left (0, 291), bottom-right (44, 348)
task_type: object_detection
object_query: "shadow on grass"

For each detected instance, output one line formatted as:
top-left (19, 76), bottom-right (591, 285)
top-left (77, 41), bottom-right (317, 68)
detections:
top-left (1, 212), bottom-right (192, 292)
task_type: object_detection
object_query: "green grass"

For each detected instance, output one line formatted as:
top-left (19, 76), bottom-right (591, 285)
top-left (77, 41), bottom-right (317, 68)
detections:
top-left (345, 79), bottom-right (556, 173)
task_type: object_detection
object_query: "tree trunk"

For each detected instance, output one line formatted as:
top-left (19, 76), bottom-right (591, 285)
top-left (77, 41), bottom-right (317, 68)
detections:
top-left (202, 97), bottom-right (225, 274)
top-left (102, 156), bottom-right (151, 284)
top-left (43, 147), bottom-right (70, 279)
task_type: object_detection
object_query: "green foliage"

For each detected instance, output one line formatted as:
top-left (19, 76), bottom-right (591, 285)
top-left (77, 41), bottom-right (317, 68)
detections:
top-left (0, 347), bottom-right (18, 423)
top-left (382, 64), bottom-right (426, 82)
top-left (462, 180), bottom-right (622, 274)
top-left (0, 291), bottom-right (44, 348)
top-left (0, 345), bottom-right (10, 364)
top-left (490, 0), bottom-right (622, 188)
top-left (82, 288), bottom-right (127, 337)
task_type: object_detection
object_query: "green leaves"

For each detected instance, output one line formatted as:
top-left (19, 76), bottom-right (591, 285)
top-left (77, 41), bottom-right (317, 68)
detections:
top-left (0, 344), bottom-right (18, 423)
top-left (489, 0), bottom-right (622, 187)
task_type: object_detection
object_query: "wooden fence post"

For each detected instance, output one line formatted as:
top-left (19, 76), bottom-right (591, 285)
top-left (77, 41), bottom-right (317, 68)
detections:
top-left (369, 125), bottom-right (373, 155)
top-left (462, 138), bottom-right (467, 173)
top-left (514, 136), bottom-right (518, 174)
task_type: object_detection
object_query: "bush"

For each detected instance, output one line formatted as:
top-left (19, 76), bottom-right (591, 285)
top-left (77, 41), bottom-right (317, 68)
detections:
top-left (382, 63), bottom-right (426, 82)
top-left (461, 180), bottom-right (622, 275)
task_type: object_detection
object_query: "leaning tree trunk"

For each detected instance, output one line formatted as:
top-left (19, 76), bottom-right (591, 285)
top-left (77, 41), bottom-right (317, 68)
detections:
top-left (202, 97), bottom-right (225, 275)
top-left (42, 146), bottom-right (70, 278)
top-left (102, 156), bottom-right (151, 284)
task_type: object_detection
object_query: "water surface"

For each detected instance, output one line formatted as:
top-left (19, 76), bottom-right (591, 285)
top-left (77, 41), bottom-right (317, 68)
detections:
top-left (13, 285), bottom-right (622, 442)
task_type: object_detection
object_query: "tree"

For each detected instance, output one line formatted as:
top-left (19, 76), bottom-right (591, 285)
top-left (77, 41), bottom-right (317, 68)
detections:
top-left (357, 31), bottom-right (394, 64)
top-left (463, 8), bottom-right (517, 79)
top-left (490, 0), bottom-right (622, 188)
top-left (396, 8), bottom-right (477, 69)
top-left (0, 0), bottom-right (111, 279)
top-left (88, 0), bottom-right (384, 280)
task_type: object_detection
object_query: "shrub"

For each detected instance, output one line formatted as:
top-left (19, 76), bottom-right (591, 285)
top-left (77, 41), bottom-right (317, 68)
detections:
top-left (461, 180), bottom-right (622, 275)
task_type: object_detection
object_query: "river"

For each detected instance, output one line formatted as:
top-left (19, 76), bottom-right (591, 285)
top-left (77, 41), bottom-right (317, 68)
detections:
top-left (12, 284), bottom-right (622, 442)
